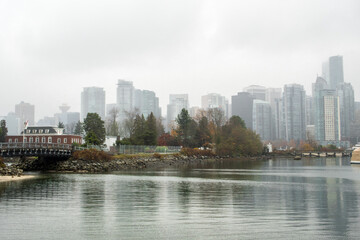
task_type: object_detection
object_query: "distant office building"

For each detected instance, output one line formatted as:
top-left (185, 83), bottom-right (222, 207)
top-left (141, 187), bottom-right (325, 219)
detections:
top-left (106, 103), bottom-right (117, 117)
top-left (117, 80), bottom-right (135, 123)
top-left (37, 116), bottom-right (56, 126)
top-left (231, 92), bottom-right (254, 129)
top-left (135, 90), bottom-right (161, 119)
top-left (15, 101), bottom-right (35, 131)
top-left (81, 87), bottom-right (105, 120)
top-left (283, 84), bottom-right (306, 141)
top-left (189, 106), bottom-right (200, 118)
top-left (167, 94), bottom-right (189, 129)
top-left (305, 95), bottom-right (314, 125)
top-left (265, 88), bottom-right (282, 140)
top-left (312, 77), bottom-right (341, 143)
top-left (328, 56), bottom-right (344, 90)
top-left (252, 100), bottom-right (272, 141)
top-left (243, 85), bottom-right (266, 101)
top-left (201, 93), bottom-right (228, 118)
top-left (306, 125), bottom-right (315, 142)
top-left (0, 112), bottom-right (20, 135)
top-left (322, 61), bottom-right (330, 82)
top-left (337, 82), bottom-right (355, 140)
top-left (355, 102), bottom-right (360, 112)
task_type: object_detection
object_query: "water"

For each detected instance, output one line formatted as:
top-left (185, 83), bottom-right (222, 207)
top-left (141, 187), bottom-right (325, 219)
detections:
top-left (1, 157), bottom-right (360, 239)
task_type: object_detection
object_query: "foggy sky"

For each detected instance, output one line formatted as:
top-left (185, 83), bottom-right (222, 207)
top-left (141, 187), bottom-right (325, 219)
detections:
top-left (1, 0), bottom-right (360, 120)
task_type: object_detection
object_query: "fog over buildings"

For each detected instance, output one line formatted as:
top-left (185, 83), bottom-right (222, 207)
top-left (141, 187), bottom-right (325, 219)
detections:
top-left (1, 1), bottom-right (360, 145)
top-left (1, 0), bottom-right (360, 121)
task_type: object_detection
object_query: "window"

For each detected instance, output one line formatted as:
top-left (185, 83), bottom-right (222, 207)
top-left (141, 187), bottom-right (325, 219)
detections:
top-left (35, 137), bottom-right (39, 143)
top-left (48, 137), bottom-right (52, 143)
top-left (33, 130), bottom-right (37, 133)
top-left (45, 129), bottom-right (49, 134)
top-left (64, 138), bottom-right (67, 144)
top-left (39, 129), bottom-right (43, 134)
top-left (27, 130), bottom-right (31, 134)
top-left (42, 137), bottom-right (46, 143)
top-left (15, 138), bottom-right (18, 143)
top-left (24, 137), bottom-right (27, 143)
top-left (9, 139), bottom-right (12, 143)
top-left (29, 137), bottom-right (33, 143)
top-left (57, 138), bottom-right (61, 143)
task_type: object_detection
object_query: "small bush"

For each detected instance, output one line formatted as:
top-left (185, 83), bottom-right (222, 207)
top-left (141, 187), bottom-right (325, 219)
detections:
top-left (153, 153), bottom-right (162, 159)
top-left (72, 149), bottom-right (112, 162)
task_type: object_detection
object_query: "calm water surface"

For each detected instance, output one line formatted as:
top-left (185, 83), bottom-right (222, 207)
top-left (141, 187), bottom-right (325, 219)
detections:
top-left (1, 157), bottom-right (360, 239)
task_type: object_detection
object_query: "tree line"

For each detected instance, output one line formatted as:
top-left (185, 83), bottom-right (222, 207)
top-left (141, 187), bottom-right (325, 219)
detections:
top-left (53, 107), bottom-right (264, 156)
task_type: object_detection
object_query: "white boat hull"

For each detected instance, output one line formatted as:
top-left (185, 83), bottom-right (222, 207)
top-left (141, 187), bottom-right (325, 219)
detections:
top-left (351, 161), bottom-right (360, 164)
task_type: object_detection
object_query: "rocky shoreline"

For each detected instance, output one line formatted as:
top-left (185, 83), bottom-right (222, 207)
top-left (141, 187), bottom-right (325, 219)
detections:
top-left (0, 164), bottom-right (24, 177)
top-left (14, 154), bottom-right (238, 173)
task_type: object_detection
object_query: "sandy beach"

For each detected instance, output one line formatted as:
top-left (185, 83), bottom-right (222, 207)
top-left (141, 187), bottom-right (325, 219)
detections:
top-left (0, 175), bottom-right (35, 182)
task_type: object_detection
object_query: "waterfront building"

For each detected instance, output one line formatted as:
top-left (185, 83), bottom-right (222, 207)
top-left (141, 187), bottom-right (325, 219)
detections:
top-left (81, 87), bottom-right (105, 120)
top-left (15, 101), bottom-right (35, 131)
top-left (5, 126), bottom-right (82, 145)
top-left (167, 94), bottom-right (189, 129)
top-left (282, 84), bottom-right (306, 142)
top-left (243, 85), bottom-right (266, 101)
top-left (231, 92), bottom-right (254, 129)
top-left (252, 100), bottom-right (272, 141)
top-left (116, 80), bottom-right (135, 123)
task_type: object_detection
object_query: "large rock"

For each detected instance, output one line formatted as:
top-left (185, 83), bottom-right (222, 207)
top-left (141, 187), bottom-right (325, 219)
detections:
top-left (351, 149), bottom-right (360, 161)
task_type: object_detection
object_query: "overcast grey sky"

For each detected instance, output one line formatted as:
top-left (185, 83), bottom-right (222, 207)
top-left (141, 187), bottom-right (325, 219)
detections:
top-left (1, 0), bottom-right (359, 120)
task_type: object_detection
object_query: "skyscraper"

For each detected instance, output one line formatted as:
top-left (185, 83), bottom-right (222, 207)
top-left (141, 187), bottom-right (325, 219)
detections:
top-left (15, 101), bottom-right (35, 130)
top-left (135, 89), bottom-right (161, 119)
top-left (312, 77), bottom-right (341, 143)
top-left (252, 100), bottom-right (272, 141)
top-left (265, 88), bottom-right (282, 140)
top-left (116, 80), bottom-right (135, 123)
top-left (337, 82), bottom-right (355, 140)
top-left (283, 84), bottom-right (306, 141)
top-left (167, 94), bottom-right (189, 130)
top-left (81, 87), bottom-right (105, 120)
top-left (328, 55), bottom-right (344, 90)
top-left (243, 85), bottom-right (266, 101)
top-left (201, 93), bottom-right (228, 117)
top-left (231, 92), bottom-right (254, 129)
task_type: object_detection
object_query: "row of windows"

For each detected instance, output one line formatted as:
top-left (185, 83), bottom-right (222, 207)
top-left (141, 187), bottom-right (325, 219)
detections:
top-left (26, 129), bottom-right (50, 134)
top-left (8, 137), bottom-right (81, 144)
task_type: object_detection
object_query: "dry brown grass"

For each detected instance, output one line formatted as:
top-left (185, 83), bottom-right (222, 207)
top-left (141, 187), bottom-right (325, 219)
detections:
top-left (72, 149), bottom-right (112, 161)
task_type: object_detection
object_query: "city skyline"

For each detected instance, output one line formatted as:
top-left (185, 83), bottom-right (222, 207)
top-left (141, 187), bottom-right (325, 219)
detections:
top-left (1, 0), bottom-right (360, 120)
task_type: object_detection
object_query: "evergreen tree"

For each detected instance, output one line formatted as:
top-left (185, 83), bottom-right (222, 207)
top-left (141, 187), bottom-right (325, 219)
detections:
top-left (144, 113), bottom-right (157, 145)
top-left (195, 116), bottom-right (211, 147)
top-left (131, 114), bottom-right (146, 145)
top-left (0, 120), bottom-right (8, 142)
top-left (58, 122), bottom-right (65, 128)
top-left (83, 113), bottom-right (105, 145)
top-left (74, 121), bottom-right (84, 136)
